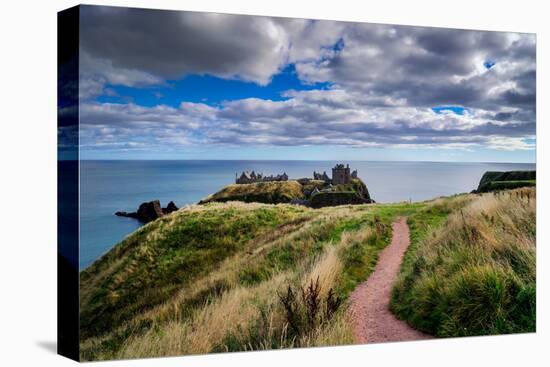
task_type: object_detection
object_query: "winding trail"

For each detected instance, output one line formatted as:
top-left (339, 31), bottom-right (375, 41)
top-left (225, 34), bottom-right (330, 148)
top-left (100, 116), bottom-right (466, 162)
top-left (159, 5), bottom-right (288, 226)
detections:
top-left (349, 217), bottom-right (432, 344)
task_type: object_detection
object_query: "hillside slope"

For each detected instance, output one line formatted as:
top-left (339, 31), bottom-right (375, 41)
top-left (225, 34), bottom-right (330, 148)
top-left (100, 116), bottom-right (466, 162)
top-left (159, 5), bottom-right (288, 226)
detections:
top-left (391, 188), bottom-right (536, 336)
top-left (81, 197), bottom-right (453, 360)
top-left (80, 188), bottom-right (535, 360)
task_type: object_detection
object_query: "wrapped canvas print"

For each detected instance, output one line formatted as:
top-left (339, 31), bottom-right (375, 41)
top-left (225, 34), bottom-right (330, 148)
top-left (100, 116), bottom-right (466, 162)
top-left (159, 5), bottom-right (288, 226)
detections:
top-left (57, 4), bottom-right (536, 362)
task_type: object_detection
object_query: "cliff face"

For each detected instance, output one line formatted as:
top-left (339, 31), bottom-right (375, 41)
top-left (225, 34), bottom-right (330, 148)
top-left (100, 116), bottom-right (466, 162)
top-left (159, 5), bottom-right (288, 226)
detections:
top-left (476, 171), bottom-right (536, 193)
top-left (310, 178), bottom-right (373, 208)
top-left (310, 191), bottom-right (370, 208)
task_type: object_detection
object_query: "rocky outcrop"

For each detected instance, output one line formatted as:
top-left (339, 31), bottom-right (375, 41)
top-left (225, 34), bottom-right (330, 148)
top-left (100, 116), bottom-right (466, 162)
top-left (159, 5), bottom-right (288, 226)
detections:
top-left (114, 210), bottom-right (137, 219)
top-left (164, 201), bottom-right (178, 214)
top-left (137, 200), bottom-right (164, 222)
top-left (310, 192), bottom-right (373, 208)
top-left (115, 200), bottom-right (179, 223)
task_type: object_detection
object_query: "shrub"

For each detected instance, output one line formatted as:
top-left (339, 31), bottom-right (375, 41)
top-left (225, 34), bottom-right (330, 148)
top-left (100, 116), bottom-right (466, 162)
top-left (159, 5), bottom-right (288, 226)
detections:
top-left (278, 277), bottom-right (342, 338)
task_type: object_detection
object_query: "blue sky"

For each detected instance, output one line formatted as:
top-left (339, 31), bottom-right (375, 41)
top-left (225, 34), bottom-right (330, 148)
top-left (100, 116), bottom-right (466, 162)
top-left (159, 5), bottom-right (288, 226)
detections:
top-left (68, 6), bottom-right (536, 163)
top-left (96, 64), bottom-right (332, 108)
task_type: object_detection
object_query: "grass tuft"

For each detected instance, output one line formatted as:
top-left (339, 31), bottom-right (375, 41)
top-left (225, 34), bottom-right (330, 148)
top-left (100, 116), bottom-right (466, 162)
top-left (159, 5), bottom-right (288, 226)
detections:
top-left (391, 188), bottom-right (536, 336)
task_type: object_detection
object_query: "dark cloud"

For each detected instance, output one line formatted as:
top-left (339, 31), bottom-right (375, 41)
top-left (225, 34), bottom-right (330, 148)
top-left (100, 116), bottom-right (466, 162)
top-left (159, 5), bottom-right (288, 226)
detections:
top-left (78, 6), bottom-right (536, 153)
top-left (297, 24), bottom-right (535, 113)
top-left (80, 5), bottom-right (310, 86)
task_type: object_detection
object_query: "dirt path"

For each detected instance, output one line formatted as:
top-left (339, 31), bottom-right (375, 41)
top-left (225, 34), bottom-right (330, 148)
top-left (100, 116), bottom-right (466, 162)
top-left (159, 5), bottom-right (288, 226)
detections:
top-left (349, 216), bottom-right (432, 344)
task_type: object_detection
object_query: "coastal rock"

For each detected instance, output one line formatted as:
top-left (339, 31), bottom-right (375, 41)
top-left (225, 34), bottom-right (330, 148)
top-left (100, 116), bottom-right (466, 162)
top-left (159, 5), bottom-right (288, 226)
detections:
top-left (163, 201), bottom-right (178, 214)
top-left (115, 200), bottom-right (171, 223)
top-left (310, 192), bottom-right (372, 208)
top-left (136, 200), bottom-right (164, 223)
top-left (114, 211), bottom-right (137, 219)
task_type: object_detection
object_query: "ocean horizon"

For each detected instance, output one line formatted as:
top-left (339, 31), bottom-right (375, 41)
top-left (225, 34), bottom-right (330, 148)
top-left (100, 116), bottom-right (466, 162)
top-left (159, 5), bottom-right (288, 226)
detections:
top-left (79, 159), bottom-right (535, 269)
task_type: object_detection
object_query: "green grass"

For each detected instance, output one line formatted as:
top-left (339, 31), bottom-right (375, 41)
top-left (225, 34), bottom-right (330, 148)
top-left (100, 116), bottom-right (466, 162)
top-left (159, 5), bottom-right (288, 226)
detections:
top-left (79, 188), bottom-right (536, 360)
top-left (80, 203), bottom-right (307, 339)
top-left (391, 188), bottom-right (536, 337)
top-left (333, 178), bottom-right (368, 193)
top-left (80, 200), bottom-right (419, 360)
top-left (199, 181), bottom-right (305, 204)
top-left (337, 217), bottom-right (390, 297)
top-left (300, 179), bottom-right (327, 194)
top-left (208, 205), bottom-right (405, 353)
top-left (237, 209), bottom-right (385, 287)
top-left (201, 178), bottom-right (372, 206)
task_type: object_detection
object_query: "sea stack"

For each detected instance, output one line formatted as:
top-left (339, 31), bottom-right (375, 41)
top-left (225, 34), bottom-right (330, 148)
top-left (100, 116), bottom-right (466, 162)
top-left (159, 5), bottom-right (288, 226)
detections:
top-left (115, 200), bottom-right (179, 223)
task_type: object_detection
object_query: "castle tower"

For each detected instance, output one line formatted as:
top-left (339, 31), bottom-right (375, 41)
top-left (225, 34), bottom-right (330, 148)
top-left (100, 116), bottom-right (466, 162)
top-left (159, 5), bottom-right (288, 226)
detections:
top-left (332, 163), bottom-right (351, 184)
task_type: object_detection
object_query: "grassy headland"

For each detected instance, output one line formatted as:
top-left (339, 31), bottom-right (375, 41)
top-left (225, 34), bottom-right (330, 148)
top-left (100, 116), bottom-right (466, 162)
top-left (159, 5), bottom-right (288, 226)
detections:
top-left (475, 170), bottom-right (536, 193)
top-left (80, 185), bottom-right (535, 360)
top-left (199, 181), bottom-right (305, 204)
top-left (199, 178), bottom-right (372, 206)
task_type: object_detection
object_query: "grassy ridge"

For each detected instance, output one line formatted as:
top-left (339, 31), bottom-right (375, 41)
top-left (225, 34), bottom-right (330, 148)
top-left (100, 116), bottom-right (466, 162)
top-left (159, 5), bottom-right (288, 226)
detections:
top-left (199, 181), bottom-right (305, 204)
top-left (80, 200), bottom-right (429, 360)
top-left (391, 188), bottom-right (536, 336)
top-left (80, 189), bottom-right (535, 360)
top-left (80, 203), bottom-right (307, 339)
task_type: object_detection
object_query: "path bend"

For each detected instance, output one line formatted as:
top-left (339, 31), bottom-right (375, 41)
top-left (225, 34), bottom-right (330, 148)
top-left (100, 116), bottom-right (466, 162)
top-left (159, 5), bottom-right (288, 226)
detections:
top-left (349, 216), bottom-right (432, 344)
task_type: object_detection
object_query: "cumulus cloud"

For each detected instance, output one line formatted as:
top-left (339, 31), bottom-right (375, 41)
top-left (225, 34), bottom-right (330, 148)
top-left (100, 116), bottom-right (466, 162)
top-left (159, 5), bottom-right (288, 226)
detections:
top-left (78, 6), bottom-right (536, 153)
top-left (80, 6), bottom-right (314, 90)
top-left (295, 24), bottom-right (535, 114)
top-left (79, 101), bottom-right (214, 151)
top-left (80, 89), bottom-right (534, 152)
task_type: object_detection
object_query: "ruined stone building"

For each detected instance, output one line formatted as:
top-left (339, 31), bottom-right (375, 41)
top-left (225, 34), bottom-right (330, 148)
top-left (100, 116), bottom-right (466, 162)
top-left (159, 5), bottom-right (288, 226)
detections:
top-left (313, 171), bottom-right (331, 182)
top-left (332, 163), bottom-right (351, 184)
top-left (235, 171), bottom-right (288, 184)
top-left (235, 164), bottom-right (358, 185)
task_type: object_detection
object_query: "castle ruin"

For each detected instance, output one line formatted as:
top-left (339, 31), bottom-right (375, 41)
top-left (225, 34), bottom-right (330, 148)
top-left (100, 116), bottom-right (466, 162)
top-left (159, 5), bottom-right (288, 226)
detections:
top-left (235, 164), bottom-right (358, 185)
top-left (332, 164), bottom-right (351, 184)
top-left (313, 171), bottom-right (331, 182)
top-left (235, 171), bottom-right (288, 184)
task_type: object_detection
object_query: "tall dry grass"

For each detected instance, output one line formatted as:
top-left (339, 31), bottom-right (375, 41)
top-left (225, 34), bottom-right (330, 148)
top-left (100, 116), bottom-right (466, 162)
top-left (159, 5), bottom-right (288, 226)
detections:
top-left (82, 197), bottom-right (455, 360)
top-left (86, 214), bottom-right (382, 360)
top-left (391, 188), bottom-right (536, 336)
top-left (116, 273), bottom-right (291, 358)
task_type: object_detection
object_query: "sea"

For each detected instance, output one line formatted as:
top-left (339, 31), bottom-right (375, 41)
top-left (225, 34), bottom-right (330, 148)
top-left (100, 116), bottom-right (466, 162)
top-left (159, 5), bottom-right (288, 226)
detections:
top-left (79, 160), bottom-right (535, 269)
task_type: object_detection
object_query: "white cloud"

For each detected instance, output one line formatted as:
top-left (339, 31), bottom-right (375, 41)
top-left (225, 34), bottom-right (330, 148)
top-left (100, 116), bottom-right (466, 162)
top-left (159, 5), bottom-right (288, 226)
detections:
top-left (80, 85), bottom-right (535, 152)
top-left (77, 6), bottom-right (536, 154)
